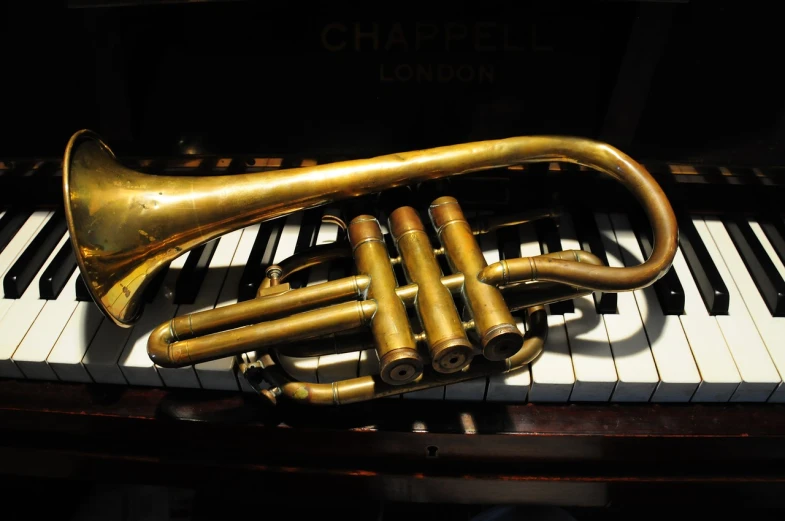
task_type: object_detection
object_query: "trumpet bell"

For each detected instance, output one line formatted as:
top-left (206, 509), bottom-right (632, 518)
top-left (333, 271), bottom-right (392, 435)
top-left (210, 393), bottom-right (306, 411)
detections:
top-left (64, 129), bottom-right (230, 327)
top-left (64, 129), bottom-right (149, 327)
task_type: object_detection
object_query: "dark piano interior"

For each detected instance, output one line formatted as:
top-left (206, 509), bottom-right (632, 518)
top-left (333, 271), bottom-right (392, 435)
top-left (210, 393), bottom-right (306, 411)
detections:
top-left (2, 0), bottom-right (785, 519)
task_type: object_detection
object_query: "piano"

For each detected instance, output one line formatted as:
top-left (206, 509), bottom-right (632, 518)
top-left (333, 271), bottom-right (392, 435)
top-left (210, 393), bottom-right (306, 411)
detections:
top-left (2, 0), bottom-right (785, 512)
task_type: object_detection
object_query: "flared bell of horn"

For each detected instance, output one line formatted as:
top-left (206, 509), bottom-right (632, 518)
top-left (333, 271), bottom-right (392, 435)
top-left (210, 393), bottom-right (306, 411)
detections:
top-left (63, 129), bottom-right (340, 327)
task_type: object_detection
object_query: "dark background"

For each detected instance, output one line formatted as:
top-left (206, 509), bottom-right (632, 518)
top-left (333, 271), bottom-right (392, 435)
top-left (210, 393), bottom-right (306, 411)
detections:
top-left (2, 0), bottom-right (784, 165)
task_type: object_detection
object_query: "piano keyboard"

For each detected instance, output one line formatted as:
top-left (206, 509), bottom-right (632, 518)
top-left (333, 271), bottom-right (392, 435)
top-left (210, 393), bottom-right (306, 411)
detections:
top-left (2, 160), bottom-right (785, 403)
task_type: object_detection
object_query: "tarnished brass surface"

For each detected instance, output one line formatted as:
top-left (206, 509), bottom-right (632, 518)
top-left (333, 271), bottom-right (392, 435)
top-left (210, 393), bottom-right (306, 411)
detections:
top-left (349, 215), bottom-right (422, 385)
top-left (64, 129), bottom-right (679, 404)
top-left (257, 243), bottom-right (350, 295)
top-left (389, 206), bottom-right (473, 374)
top-left (260, 306), bottom-right (548, 405)
top-left (429, 196), bottom-right (524, 361)
top-left (470, 207), bottom-right (562, 235)
top-left (148, 276), bottom-right (370, 366)
top-left (150, 299), bottom-right (377, 368)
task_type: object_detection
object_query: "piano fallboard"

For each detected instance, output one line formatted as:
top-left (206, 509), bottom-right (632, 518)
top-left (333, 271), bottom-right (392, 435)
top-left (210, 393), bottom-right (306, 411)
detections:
top-left (1, 379), bottom-right (785, 506)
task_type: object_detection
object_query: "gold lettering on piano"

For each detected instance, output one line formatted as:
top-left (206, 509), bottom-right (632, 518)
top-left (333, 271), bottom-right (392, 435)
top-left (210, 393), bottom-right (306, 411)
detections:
top-left (320, 22), bottom-right (549, 53)
top-left (475, 22), bottom-right (495, 52)
top-left (386, 23), bottom-right (408, 51)
top-left (321, 21), bottom-right (551, 84)
top-left (444, 22), bottom-right (468, 51)
top-left (415, 22), bottom-right (439, 50)
top-left (321, 23), bottom-right (346, 51)
top-left (379, 63), bottom-right (495, 84)
top-left (354, 22), bottom-right (379, 51)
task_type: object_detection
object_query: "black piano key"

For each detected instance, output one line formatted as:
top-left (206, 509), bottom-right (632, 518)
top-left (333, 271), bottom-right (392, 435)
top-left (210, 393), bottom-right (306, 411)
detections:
top-left (629, 210), bottom-right (685, 315)
top-left (571, 208), bottom-right (617, 314)
top-left (144, 264), bottom-right (171, 303)
top-left (237, 219), bottom-right (284, 302)
top-left (6, 161), bottom-right (35, 177)
top-left (31, 162), bottom-right (58, 177)
top-left (3, 211), bottom-right (67, 299)
top-left (75, 275), bottom-right (92, 302)
top-left (496, 226), bottom-right (521, 262)
top-left (294, 210), bottom-right (321, 254)
top-left (758, 214), bottom-right (785, 268)
top-left (0, 209), bottom-right (32, 253)
top-left (174, 238), bottom-right (220, 304)
top-left (678, 215), bottom-right (729, 315)
top-left (288, 209), bottom-right (323, 289)
top-left (535, 219), bottom-right (574, 314)
top-left (723, 216), bottom-right (785, 317)
top-left (39, 240), bottom-right (77, 300)
top-left (225, 158), bottom-right (249, 175)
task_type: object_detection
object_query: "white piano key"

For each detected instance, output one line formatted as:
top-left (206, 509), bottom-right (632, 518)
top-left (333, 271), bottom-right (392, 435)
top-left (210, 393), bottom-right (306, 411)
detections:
top-left (315, 210), bottom-right (342, 247)
top-left (278, 356), bottom-right (320, 383)
top-left (0, 231), bottom-right (69, 378)
top-left (516, 223), bottom-right (572, 402)
top-left (317, 351), bottom-right (359, 383)
top-left (564, 293), bottom-right (617, 401)
top-left (748, 219), bottom-right (785, 398)
top-left (486, 366), bottom-right (530, 402)
top-left (215, 224), bottom-right (260, 392)
top-left (303, 210), bottom-right (343, 383)
top-left (702, 217), bottom-right (784, 400)
top-left (359, 348), bottom-right (380, 376)
top-left (557, 215), bottom-right (617, 402)
top-left (0, 211), bottom-right (51, 281)
top-left (0, 211), bottom-right (53, 322)
top-left (695, 217), bottom-right (781, 400)
top-left (83, 318), bottom-right (133, 384)
top-left (117, 253), bottom-right (190, 386)
top-left (13, 269), bottom-right (81, 380)
top-left (669, 245), bottom-right (741, 402)
top-left (446, 375), bottom-right (488, 401)
top-left (161, 229), bottom-right (243, 389)
top-left (486, 317), bottom-right (529, 402)
top-left (528, 313), bottom-right (574, 402)
top-left (595, 213), bottom-right (658, 402)
top-left (751, 219), bottom-right (785, 280)
top-left (47, 301), bottom-right (104, 382)
top-left (272, 212), bottom-right (303, 264)
top-left (611, 213), bottom-right (699, 402)
top-left (118, 302), bottom-right (170, 386)
top-left (156, 236), bottom-right (237, 388)
top-left (403, 386), bottom-right (445, 400)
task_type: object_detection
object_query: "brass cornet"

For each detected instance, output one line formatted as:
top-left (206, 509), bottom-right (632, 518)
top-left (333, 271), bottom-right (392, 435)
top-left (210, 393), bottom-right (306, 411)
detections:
top-left (63, 130), bottom-right (678, 405)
